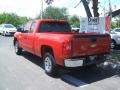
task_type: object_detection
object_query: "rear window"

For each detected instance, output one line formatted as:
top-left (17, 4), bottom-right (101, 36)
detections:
top-left (39, 22), bottom-right (71, 32)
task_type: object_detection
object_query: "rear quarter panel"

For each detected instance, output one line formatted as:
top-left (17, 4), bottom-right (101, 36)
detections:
top-left (34, 33), bottom-right (72, 65)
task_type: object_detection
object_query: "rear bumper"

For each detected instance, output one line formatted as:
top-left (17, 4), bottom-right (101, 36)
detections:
top-left (64, 59), bottom-right (83, 67)
top-left (64, 55), bottom-right (110, 67)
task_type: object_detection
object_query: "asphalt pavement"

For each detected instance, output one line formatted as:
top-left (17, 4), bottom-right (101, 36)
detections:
top-left (0, 35), bottom-right (120, 90)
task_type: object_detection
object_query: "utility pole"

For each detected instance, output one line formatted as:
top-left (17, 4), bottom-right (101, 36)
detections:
top-left (41, 0), bottom-right (43, 19)
top-left (41, 0), bottom-right (53, 19)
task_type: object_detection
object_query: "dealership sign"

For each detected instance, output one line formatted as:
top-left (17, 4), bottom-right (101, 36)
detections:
top-left (88, 17), bottom-right (99, 25)
top-left (80, 16), bottom-right (110, 34)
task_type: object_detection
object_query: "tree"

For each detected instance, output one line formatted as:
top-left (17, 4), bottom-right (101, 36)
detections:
top-left (92, 0), bottom-right (99, 17)
top-left (37, 6), bottom-right (68, 20)
top-left (0, 13), bottom-right (29, 27)
top-left (115, 15), bottom-right (120, 28)
top-left (45, 0), bottom-right (53, 5)
top-left (111, 21), bottom-right (117, 29)
top-left (69, 15), bottom-right (80, 28)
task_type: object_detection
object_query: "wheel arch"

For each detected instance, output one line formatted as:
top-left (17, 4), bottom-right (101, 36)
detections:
top-left (112, 39), bottom-right (117, 44)
top-left (13, 37), bottom-right (17, 46)
top-left (41, 45), bottom-right (54, 57)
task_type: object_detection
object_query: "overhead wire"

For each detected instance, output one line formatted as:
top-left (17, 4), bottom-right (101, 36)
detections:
top-left (74, 0), bottom-right (82, 8)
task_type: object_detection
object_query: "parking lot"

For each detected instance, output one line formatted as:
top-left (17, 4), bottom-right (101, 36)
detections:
top-left (0, 35), bottom-right (120, 90)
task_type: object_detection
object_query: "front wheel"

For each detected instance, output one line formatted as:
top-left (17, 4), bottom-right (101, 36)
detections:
top-left (43, 53), bottom-right (58, 76)
top-left (14, 41), bottom-right (22, 55)
top-left (111, 40), bottom-right (116, 49)
top-left (2, 32), bottom-right (4, 36)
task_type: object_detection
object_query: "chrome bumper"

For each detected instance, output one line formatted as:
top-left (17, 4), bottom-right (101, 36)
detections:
top-left (64, 58), bottom-right (84, 67)
top-left (64, 55), bottom-right (110, 67)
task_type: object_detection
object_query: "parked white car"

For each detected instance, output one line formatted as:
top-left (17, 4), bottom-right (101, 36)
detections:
top-left (0, 24), bottom-right (17, 36)
top-left (110, 28), bottom-right (120, 48)
top-left (71, 27), bottom-right (80, 32)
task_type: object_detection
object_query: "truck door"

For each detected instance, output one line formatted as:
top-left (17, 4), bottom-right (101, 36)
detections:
top-left (23, 21), bottom-right (36, 54)
top-left (20, 21), bottom-right (31, 50)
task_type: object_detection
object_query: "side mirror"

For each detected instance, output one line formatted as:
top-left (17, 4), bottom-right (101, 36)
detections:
top-left (17, 27), bottom-right (28, 33)
top-left (23, 29), bottom-right (28, 33)
top-left (17, 27), bottom-right (22, 32)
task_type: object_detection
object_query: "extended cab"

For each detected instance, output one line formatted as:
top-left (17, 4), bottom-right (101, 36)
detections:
top-left (13, 19), bottom-right (111, 76)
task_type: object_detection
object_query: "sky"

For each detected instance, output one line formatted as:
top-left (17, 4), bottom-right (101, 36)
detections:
top-left (0, 0), bottom-right (120, 18)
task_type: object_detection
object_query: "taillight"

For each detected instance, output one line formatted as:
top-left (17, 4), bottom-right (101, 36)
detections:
top-left (62, 40), bottom-right (72, 57)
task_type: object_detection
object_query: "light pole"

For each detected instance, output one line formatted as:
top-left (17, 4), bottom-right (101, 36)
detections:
top-left (41, 0), bottom-right (43, 19)
top-left (41, 0), bottom-right (53, 19)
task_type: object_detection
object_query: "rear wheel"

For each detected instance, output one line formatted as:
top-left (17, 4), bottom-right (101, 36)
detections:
top-left (43, 53), bottom-right (58, 76)
top-left (14, 41), bottom-right (22, 55)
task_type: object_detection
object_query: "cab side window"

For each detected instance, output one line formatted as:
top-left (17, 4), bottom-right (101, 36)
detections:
top-left (24, 22), bottom-right (31, 32)
top-left (30, 22), bottom-right (36, 33)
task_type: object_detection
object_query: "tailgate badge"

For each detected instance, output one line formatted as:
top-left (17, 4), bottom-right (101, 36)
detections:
top-left (91, 44), bottom-right (96, 48)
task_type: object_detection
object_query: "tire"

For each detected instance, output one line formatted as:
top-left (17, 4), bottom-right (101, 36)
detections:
top-left (111, 40), bottom-right (116, 49)
top-left (43, 53), bottom-right (58, 76)
top-left (2, 32), bottom-right (4, 36)
top-left (14, 41), bottom-right (22, 55)
top-left (3, 32), bottom-right (6, 36)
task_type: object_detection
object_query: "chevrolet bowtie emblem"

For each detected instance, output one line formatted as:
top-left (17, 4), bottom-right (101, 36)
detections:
top-left (91, 44), bottom-right (96, 48)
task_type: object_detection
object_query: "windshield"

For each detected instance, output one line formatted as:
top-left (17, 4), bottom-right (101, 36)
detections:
top-left (4, 24), bottom-right (15, 28)
top-left (39, 21), bottom-right (71, 32)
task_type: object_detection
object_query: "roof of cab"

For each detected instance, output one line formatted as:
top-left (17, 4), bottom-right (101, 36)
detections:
top-left (33, 19), bottom-right (67, 22)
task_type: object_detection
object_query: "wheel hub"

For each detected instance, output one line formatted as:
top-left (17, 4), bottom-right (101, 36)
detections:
top-left (44, 57), bottom-right (52, 72)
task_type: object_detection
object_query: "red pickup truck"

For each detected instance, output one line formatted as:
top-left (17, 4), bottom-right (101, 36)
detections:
top-left (14, 19), bottom-right (111, 76)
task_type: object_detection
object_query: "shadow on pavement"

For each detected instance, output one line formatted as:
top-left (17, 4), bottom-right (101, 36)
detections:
top-left (21, 51), bottom-right (44, 69)
top-left (20, 51), bottom-right (120, 87)
top-left (60, 65), bottom-right (120, 87)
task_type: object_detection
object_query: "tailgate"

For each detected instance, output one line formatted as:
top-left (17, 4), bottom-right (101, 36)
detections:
top-left (72, 34), bottom-right (111, 57)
